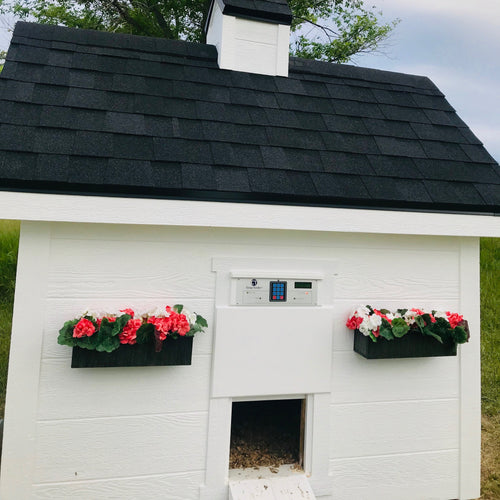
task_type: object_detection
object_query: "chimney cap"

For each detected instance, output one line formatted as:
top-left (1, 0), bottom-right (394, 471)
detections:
top-left (208, 0), bottom-right (293, 27)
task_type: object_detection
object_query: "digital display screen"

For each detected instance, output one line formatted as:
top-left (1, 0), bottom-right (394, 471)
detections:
top-left (294, 282), bottom-right (312, 289)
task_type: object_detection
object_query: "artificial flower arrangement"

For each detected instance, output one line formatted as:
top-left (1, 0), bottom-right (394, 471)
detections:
top-left (346, 305), bottom-right (469, 344)
top-left (58, 305), bottom-right (208, 353)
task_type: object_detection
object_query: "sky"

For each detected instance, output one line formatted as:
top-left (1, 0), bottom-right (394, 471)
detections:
top-left (0, 1), bottom-right (499, 162)
top-left (352, 0), bottom-right (500, 162)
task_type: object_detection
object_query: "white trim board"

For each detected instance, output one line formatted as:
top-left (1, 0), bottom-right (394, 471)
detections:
top-left (0, 191), bottom-right (498, 237)
top-left (0, 221), bottom-right (52, 499)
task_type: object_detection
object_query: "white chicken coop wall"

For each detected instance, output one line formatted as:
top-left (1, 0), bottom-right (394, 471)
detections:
top-left (0, 221), bottom-right (480, 500)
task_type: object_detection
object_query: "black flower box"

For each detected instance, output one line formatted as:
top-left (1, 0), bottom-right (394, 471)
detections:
top-left (353, 329), bottom-right (457, 359)
top-left (71, 336), bottom-right (193, 368)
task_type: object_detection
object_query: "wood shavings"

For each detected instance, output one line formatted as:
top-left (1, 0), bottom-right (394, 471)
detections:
top-left (229, 400), bottom-right (301, 470)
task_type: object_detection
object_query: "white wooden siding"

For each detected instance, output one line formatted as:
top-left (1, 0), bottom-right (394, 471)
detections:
top-left (330, 399), bottom-right (459, 458)
top-left (33, 412), bottom-right (207, 483)
top-left (32, 470), bottom-right (205, 499)
top-left (330, 352), bottom-right (460, 403)
top-left (0, 221), bottom-right (480, 499)
top-left (330, 450), bottom-right (459, 499)
top-left (37, 356), bottom-right (211, 420)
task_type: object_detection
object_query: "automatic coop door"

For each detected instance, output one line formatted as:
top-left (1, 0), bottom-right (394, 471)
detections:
top-left (211, 273), bottom-right (333, 398)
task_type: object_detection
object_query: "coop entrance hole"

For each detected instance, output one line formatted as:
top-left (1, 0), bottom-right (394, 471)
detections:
top-left (229, 398), bottom-right (305, 470)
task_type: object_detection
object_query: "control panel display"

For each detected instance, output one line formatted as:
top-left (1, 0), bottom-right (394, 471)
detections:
top-left (234, 277), bottom-right (318, 306)
top-left (294, 282), bottom-right (312, 289)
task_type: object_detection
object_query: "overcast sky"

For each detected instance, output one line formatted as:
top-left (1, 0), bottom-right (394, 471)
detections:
top-left (1, 1), bottom-right (498, 162)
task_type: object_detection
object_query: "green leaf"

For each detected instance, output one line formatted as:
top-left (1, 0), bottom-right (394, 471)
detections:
top-left (196, 314), bottom-right (208, 328)
top-left (112, 314), bottom-right (131, 337)
top-left (428, 317), bottom-right (451, 342)
top-left (369, 332), bottom-right (377, 342)
top-left (57, 319), bottom-right (79, 347)
top-left (415, 315), bottom-right (425, 332)
top-left (451, 326), bottom-right (468, 344)
top-left (391, 318), bottom-right (410, 338)
top-left (173, 304), bottom-right (183, 313)
top-left (378, 319), bottom-right (394, 340)
top-left (98, 317), bottom-right (115, 336)
top-left (136, 323), bottom-right (153, 344)
top-left (96, 335), bottom-right (120, 353)
top-left (422, 313), bottom-right (433, 326)
top-left (75, 332), bottom-right (100, 350)
top-left (422, 327), bottom-right (443, 343)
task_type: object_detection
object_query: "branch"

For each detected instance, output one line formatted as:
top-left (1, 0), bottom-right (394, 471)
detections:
top-left (109, 0), bottom-right (144, 32)
top-left (293, 16), bottom-right (339, 40)
top-left (150, 3), bottom-right (174, 38)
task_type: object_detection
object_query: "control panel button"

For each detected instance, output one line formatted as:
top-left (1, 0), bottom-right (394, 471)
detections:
top-left (269, 281), bottom-right (287, 302)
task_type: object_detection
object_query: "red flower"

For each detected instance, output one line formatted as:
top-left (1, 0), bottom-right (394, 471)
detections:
top-left (446, 312), bottom-right (463, 329)
top-left (410, 308), bottom-right (425, 316)
top-left (148, 316), bottom-right (171, 340)
top-left (169, 311), bottom-right (190, 336)
top-left (120, 308), bottom-right (135, 317)
top-left (373, 309), bottom-right (392, 324)
top-left (346, 315), bottom-right (363, 330)
top-left (148, 311), bottom-right (190, 339)
top-left (73, 318), bottom-right (95, 338)
top-left (119, 318), bottom-right (142, 345)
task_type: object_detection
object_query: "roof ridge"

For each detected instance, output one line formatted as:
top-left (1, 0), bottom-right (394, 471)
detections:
top-left (289, 57), bottom-right (440, 93)
top-left (11, 22), bottom-right (218, 62)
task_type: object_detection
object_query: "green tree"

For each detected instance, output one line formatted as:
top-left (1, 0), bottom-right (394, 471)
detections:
top-left (0, 0), bottom-right (398, 63)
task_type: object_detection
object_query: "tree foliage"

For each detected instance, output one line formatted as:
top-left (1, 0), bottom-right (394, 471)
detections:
top-left (290, 0), bottom-right (399, 63)
top-left (0, 0), bottom-right (398, 63)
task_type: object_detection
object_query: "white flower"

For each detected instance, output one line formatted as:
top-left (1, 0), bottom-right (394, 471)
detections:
top-left (434, 310), bottom-right (448, 320)
top-left (367, 314), bottom-right (382, 330)
top-left (181, 308), bottom-right (197, 325)
top-left (148, 306), bottom-right (169, 317)
top-left (355, 305), bottom-right (371, 318)
top-left (82, 309), bottom-right (105, 319)
top-left (358, 319), bottom-right (372, 336)
top-left (358, 314), bottom-right (382, 335)
top-left (132, 309), bottom-right (149, 319)
top-left (403, 310), bottom-right (417, 325)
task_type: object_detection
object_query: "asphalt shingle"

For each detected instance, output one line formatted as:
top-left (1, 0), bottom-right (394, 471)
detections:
top-left (0, 21), bottom-right (498, 215)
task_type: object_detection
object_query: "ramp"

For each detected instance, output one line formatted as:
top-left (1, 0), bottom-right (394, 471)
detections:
top-left (229, 472), bottom-right (316, 499)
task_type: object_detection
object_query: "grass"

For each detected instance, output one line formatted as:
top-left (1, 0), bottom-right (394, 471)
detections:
top-left (0, 220), bottom-right (19, 417)
top-left (480, 237), bottom-right (500, 499)
top-left (480, 237), bottom-right (500, 416)
top-left (0, 226), bottom-right (498, 495)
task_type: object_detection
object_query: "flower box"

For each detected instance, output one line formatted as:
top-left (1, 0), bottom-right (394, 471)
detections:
top-left (353, 329), bottom-right (457, 359)
top-left (58, 304), bottom-right (207, 368)
top-left (71, 336), bottom-right (193, 368)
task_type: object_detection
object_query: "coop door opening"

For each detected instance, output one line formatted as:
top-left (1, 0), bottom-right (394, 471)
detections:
top-left (229, 399), bottom-right (305, 470)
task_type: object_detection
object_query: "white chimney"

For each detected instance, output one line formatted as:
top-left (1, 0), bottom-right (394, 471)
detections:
top-left (205, 0), bottom-right (292, 77)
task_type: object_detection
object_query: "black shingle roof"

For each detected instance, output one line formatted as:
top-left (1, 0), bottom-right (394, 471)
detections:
top-left (217, 0), bottom-right (293, 25)
top-left (0, 22), bottom-right (499, 214)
